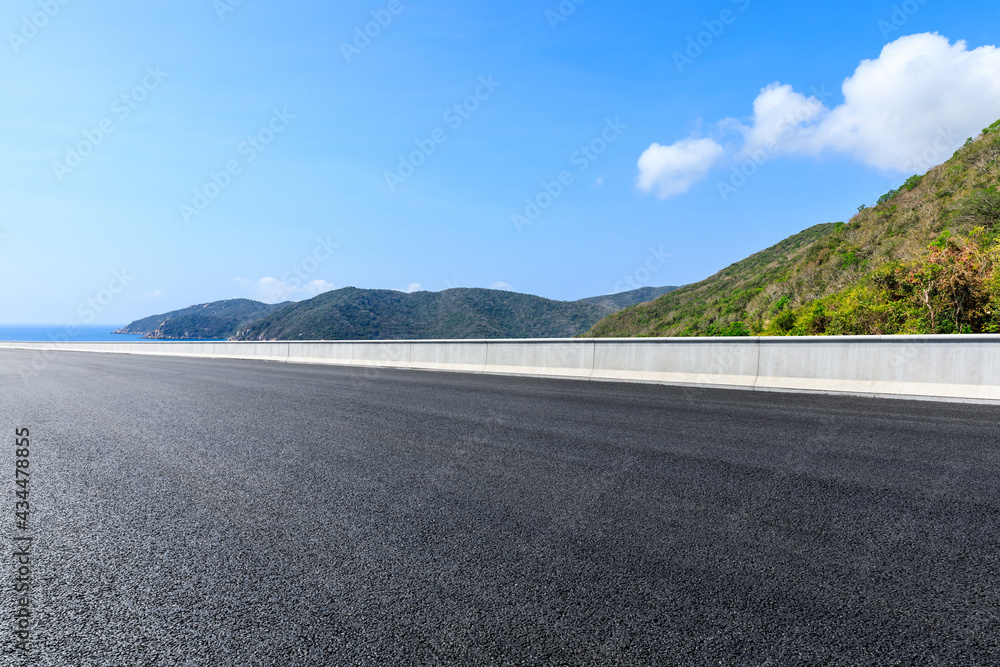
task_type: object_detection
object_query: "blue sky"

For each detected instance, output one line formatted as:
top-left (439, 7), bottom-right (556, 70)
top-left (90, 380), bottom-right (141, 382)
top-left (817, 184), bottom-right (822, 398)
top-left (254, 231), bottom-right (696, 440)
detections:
top-left (2, 0), bottom-right (1000, 324)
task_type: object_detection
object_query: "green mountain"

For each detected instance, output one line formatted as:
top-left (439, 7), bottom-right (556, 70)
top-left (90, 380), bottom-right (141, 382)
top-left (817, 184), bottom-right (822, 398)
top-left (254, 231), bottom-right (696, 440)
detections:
top-left (574, 286), bottom-right (679, 311)
top-left (586, 120), bottom-right (1000, 338)
top-left (230, 286), bottom-right (677, 341)
top-left (115, 286), bottom-right (679, 341)
top-left (113, 299), bottom-right (290, 340)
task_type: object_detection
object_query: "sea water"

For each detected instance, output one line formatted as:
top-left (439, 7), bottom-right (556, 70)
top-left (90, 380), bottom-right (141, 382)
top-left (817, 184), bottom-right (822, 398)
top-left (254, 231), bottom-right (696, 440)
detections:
top-left (0, 325), bottom-right (147, 342)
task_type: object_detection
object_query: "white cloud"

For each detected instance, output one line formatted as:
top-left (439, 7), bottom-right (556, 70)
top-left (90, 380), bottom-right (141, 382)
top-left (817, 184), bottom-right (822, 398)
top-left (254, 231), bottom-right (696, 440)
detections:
top-left (405, 282), bottom-right (422, 293)
top-left (725, 82), bottom-right (826, 157)
top-left (237, 277), bottom-right (336, 303)
top-left (636, 137), bottom-right (725, 198)
top-left (638, 33), bottom-right (1000, 197)
top-left (799, 33), bottom-right (1000, 171)
top-left (256, 277), bottom-right (299, 303)
top-left (304, 279), bottom-right (336, 296)
top-left (490, 281), bottom-right (514, 291)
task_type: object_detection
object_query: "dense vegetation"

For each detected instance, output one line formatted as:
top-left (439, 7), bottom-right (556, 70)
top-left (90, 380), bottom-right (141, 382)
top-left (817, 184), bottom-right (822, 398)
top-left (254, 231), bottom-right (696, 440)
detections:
top-left (113, 299), bottom-right (289, 340)
top-left (575, 286), bottom-right (679, 310)
top-left (586, 120), bottom-right (1000, 338)
top-left (231, 287), bottom-right (676, 341)
top-left (117, 286), bottom-right (678, 341)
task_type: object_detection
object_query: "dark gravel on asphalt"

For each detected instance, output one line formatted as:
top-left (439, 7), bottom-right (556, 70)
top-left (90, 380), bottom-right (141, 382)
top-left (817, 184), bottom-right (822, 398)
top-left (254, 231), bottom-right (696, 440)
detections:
top-left (2, 348), bottom-right (1000, 665)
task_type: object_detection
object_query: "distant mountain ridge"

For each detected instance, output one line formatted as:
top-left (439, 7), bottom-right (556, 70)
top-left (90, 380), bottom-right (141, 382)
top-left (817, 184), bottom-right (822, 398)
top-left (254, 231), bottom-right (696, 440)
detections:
top-left (575, 286), bottom-right (680, 311)
top-left (116, 286), bottom-right (677, 341)
top-left (113, 299), bottom-right (289, 340)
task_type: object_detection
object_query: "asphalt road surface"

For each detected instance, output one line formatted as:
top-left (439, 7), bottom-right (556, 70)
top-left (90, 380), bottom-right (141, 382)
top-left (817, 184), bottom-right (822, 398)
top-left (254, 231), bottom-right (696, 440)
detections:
top-left (2, 348), bottom-right (1000, 666)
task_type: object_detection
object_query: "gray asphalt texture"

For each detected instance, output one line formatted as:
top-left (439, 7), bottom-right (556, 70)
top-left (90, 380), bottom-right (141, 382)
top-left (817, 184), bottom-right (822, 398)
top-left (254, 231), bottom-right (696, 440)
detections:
top-left (2, 349), bottom-right (1000, 666)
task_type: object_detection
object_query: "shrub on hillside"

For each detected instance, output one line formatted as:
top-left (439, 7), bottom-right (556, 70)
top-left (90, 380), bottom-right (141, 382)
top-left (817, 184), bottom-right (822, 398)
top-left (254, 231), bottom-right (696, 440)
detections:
top-left (767, 231), bottom-right (1000, 336)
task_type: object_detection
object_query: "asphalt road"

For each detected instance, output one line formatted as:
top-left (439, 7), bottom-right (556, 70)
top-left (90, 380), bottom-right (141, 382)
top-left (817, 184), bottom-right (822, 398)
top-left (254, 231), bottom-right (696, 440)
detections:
top-left (2, 349), bottom-right (1000, 665)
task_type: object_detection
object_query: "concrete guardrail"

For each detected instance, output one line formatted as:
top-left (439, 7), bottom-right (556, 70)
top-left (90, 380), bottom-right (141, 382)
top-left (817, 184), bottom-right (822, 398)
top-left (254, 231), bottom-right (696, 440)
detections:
top-left (2, 336), bottom-right (999, 404)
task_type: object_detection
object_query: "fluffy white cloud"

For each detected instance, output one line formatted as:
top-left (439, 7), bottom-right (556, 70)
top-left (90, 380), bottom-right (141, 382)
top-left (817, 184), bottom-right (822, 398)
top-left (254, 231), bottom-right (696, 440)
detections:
top-left (801, 33), bottom-right (1000, 171)
top-left (638, 33), bottom-right (1000, 197)
top-left (490, 281), bottom-right (514, 291)
top-left (636, 137), bottom-right (725, 198)
top-left (238, 277), bottom-right (336, 303)
top-left (405, 283), bottom-right (423, 293)
top-left (304, 279), bottom-right (336, 296)
top-left (724, 82), bottom-right (826, 157)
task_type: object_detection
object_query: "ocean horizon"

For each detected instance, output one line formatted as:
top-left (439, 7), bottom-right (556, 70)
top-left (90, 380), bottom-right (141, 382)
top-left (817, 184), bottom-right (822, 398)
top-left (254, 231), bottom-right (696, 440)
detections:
top-left (0, 325), bottom-right (149, 342)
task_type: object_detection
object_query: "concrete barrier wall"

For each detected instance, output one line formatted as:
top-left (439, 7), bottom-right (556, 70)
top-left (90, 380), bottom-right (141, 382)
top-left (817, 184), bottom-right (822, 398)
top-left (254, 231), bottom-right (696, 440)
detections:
top-left (287, 342), bottom-right (353, 366)
top-left (591, 338), bottom-right (759, 387)
top-left (755, 336), bottom-right (1000, 402)
top-left (486, 341), bottom-right (595, 379)
top-left (3, 336), bottom-right (1000, 404)
top-left (408, 341), bottom-right (488, 374)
